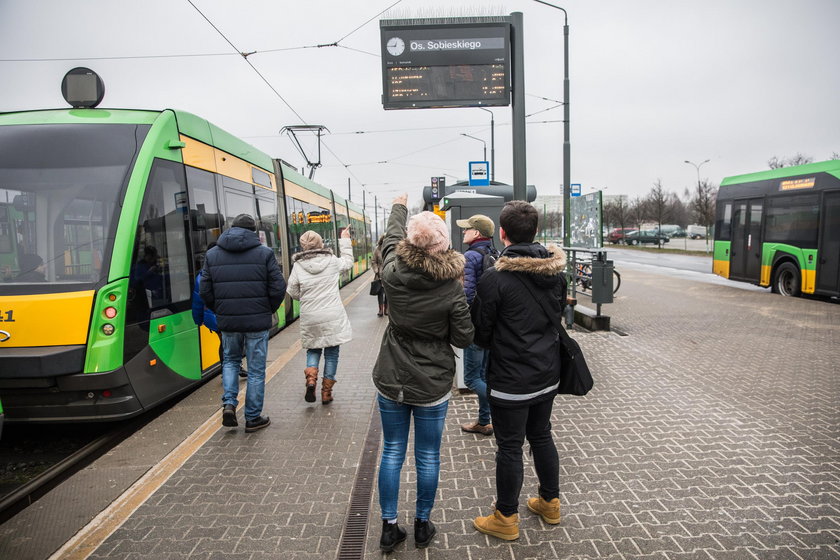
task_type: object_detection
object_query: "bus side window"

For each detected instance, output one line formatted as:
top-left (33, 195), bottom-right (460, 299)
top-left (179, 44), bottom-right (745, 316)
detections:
top-left (717, 202), bottom-right (732, 240)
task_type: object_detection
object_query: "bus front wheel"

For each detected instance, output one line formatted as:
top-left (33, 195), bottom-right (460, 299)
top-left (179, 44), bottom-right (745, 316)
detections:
top-left (773, 262), bottom-right (801, 297)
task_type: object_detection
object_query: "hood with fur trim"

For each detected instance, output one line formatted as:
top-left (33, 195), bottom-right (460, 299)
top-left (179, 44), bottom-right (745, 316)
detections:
top-left (292, 247), bottom-right (335, 275)
top-left (494, 242), bottom-right (567, 277)
top-left (395, 240), bottom-right (465, 283)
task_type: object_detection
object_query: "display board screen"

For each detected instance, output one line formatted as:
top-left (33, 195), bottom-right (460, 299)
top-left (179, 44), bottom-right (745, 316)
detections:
top-left (380, 20), bottom-right (511, 109)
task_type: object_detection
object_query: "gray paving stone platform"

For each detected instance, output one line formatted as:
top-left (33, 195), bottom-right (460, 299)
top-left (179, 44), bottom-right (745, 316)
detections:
top-left (3, 263), bottom-right (840, 560)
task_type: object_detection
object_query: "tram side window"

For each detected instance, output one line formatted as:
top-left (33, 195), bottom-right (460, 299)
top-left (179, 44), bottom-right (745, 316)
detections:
top-left (185, 167), bottom-right (222, 267)
top-left (127, 159), bottom-right (192, 319)
top-left (256, 195), bottom-right (282, 273)
top-left (765, 194), bottom-right (819, 248)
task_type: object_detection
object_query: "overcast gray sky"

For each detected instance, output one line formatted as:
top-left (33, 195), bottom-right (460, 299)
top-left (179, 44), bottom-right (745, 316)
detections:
top-left (1, 0), bottom-right (838, 212)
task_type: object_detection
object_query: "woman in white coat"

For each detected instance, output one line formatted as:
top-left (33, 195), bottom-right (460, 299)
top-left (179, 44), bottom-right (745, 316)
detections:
top-left (287, 227), bottom-right (354, 404)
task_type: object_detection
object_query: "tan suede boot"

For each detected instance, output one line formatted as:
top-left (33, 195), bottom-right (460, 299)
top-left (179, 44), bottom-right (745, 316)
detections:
top-left (321, 377), bottom-right (336, 404)
top-left (304, 367), bottom-right (318, 403)
top-left (473, 509), bottom-right (519, 541)
top-left (526, 496), bottom-right (561, 524)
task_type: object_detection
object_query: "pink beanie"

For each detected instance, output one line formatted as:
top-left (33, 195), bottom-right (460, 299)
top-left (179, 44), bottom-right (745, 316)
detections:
top-left (407, 211), bottom-right (450, 253)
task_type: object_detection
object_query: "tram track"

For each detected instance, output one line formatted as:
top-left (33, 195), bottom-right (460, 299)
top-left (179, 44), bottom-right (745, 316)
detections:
top-left (0, 423), bottom-right (131, 524)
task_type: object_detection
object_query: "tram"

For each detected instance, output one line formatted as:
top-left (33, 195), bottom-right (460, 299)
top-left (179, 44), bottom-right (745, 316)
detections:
top-left (0, 104), bottom-right (371, 423)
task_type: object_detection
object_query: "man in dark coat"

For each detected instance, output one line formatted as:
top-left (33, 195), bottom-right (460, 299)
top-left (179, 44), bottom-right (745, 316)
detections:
top-left (200, 214), bottom-right (286, 432)
top-left (470, 200), bottom-right (568, 541)
top-left (456, 214), bottom-right (499, 436)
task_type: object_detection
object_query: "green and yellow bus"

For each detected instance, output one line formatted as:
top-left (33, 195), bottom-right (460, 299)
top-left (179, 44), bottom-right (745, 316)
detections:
top-left (0, 107), bottom-right (370, 423)
top-left (713, 159), bottom-right (840, 297)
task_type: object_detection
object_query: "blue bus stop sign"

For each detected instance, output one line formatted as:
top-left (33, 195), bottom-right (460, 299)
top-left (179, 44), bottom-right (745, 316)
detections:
top-left (469, 161), bottom-right (490, 186)
top-left (571, 183), bottom-right (581, 197)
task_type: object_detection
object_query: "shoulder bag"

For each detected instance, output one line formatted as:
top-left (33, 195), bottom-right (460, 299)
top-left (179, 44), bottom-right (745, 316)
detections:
top-left (514, 275), bottom-right (593, 396)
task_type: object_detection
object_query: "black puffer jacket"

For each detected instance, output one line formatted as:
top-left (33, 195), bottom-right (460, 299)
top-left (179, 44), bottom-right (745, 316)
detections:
top-left (372, 204), bottom-right (474, 404)
top-left (200, 227), bottom-right (286, 332)
top-left (471, 242), bottom-right (567, 407)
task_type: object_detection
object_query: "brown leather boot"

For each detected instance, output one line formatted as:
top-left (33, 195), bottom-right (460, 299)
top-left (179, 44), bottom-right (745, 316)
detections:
top-left (321, 377), bottom-right (336, 404)
top-left (304, 367), bottom-right (318, 403)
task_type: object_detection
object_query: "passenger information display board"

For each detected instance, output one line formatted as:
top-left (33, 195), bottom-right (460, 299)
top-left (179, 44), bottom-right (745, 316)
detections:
top-left (380, 19), bottom-right (511, 110)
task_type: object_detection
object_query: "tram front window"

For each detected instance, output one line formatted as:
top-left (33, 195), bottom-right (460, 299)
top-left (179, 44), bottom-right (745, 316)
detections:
top-left (0, 123), bottom-right (148, 291)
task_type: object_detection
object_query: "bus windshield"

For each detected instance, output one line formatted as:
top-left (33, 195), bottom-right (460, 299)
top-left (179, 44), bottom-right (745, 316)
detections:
top-left (0, 123), bottom-right (148, 292)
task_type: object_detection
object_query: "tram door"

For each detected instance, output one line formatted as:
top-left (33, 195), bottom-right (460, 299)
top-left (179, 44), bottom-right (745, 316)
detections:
top-left (816, 192), bottom-right (840, 294)
top-left (730, 198), bottom-right (763, 282)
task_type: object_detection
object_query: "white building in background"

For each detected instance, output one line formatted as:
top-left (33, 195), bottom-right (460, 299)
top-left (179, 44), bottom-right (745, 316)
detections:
top-left (533, 194), bottom-right (564, 213)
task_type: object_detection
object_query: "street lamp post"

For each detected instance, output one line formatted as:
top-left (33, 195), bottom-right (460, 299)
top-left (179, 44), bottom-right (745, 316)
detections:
top-left (477, 107), bottom-right (495, 182)
top-left (461, 133), bottom-right (487, 163)
top-left (684, 159), bottom-right (710, 251)
top-left (533, 0), bottom-right (570, 247)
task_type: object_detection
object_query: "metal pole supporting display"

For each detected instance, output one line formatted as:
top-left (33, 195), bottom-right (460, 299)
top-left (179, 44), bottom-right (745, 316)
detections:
top-left (510, 11), bottom-right (527, 201)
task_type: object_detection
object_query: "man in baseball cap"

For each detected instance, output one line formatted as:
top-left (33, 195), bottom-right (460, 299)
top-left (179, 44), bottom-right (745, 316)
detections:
top-left (455, 214), bottom-right (494, 239)
top-left (456, 214), bottom-right (498, 437)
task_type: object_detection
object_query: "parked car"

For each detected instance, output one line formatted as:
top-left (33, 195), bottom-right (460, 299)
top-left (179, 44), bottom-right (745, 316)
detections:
top-left (686, 225), bottom-right (707, 239)
top-left (608, 228), bottom-right (637, 244)
top-left (654, 224), bottom-right (686, 238)
top-left (625, 229), bottom-right (669, 245)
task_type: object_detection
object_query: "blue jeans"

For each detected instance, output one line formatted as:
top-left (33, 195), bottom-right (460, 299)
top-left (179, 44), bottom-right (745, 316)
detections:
top-left (221, 330), bottom-right (269, 421)
top-left (463, 343), bottom-right (491, 425)
top-left (377, 394), bottom-right (449, 521)
top-left (306, 346), bottom-right (340, 380)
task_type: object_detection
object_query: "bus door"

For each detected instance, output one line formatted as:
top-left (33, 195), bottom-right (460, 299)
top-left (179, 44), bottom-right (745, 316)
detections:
top-left (730, 198), bottom-right (763, 282)
top-left (816, 191), bottom-right (840, 294)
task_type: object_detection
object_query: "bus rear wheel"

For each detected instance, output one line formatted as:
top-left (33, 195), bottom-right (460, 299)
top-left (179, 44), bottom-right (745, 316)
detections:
top-left (773, 262), bottom-right (801, 297)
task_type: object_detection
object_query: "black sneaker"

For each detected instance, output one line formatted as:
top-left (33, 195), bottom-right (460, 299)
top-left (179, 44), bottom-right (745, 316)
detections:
top-left (414, 518), bottom-right (436, 548)
top-left (379, 520), bottom-right (406, 552)
top-left (245, 415), bottom-right (271, 432)
top-left (222, 404), bottom-right (237, 427)
top-left (238, 368), bottom-right (248, 379)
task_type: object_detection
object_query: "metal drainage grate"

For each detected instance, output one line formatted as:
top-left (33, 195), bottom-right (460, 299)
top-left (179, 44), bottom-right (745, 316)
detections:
top-left (336, 403), bottom-right (382, 560)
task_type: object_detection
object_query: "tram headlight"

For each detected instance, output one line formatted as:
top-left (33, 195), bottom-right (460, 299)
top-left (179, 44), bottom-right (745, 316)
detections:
top-left (104, 306), bottom-right (117, 319)
top-left (102, 323), bottom-right (115, 336)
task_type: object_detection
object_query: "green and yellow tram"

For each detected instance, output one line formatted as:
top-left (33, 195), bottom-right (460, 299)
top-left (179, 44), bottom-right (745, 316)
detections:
top-left (713, 159), bottom-right (840, 297)
top-left (0, 107), bottom-right (370, 423)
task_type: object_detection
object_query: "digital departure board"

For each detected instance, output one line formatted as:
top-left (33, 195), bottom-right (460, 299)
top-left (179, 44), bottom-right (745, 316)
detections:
top-left (380, 19), bottom-right (511, 110)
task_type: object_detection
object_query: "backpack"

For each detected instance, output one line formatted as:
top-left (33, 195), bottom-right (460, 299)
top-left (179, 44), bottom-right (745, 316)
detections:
top-left (470, 245), bottom-right (499, 276)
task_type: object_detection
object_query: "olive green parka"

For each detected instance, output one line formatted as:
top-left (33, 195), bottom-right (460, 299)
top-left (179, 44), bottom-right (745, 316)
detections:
top-left (371, 204), bottom-right (474, 404)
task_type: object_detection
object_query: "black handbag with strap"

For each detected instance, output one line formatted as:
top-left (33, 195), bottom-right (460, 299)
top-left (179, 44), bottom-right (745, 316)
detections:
top-left (514, 275), bottom-right (593, 397)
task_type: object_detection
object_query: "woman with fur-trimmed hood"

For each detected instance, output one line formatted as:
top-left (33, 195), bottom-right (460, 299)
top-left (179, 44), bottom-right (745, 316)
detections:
top-left (287, 227), bottom-right (354, 404)
top-left (372, 194), bottom-right (474, 552)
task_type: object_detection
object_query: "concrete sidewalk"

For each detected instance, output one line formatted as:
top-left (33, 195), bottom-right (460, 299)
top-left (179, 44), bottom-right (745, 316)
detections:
top-left (4, 264), bottom-right (839, 560)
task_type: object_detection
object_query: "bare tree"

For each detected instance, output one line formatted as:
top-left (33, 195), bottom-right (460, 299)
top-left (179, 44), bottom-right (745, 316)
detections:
top-left (603, 196), bottom-right (630, 231)
top-left (690, 178), bottom-right (718, 249)
top-left (768, 153), bottom-right (814, 169)
top-left (647, 179), bottom-right (671, 247)
top-left (627, 196), bottom-right (647, 232)
top-left (831, 152), bottom-right (840, 160)
top-left (668, 194), bottom-right (690, 227)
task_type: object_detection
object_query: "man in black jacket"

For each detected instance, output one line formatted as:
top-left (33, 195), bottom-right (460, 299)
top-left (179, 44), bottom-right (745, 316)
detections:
top-left (200, 214), bottom-right (286, 432)
top-left (470, 201), bottom-right (567, 541)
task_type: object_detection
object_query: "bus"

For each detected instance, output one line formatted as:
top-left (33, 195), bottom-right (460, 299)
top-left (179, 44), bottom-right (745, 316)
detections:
top-left (713, 159), bottom-right (840, 297)
top-left (0, 107), bottom-right (370, 423)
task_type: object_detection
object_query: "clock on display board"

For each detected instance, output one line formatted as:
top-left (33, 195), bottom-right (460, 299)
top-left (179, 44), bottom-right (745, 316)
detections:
top-left (386, 37), bottom-right (405, 56)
